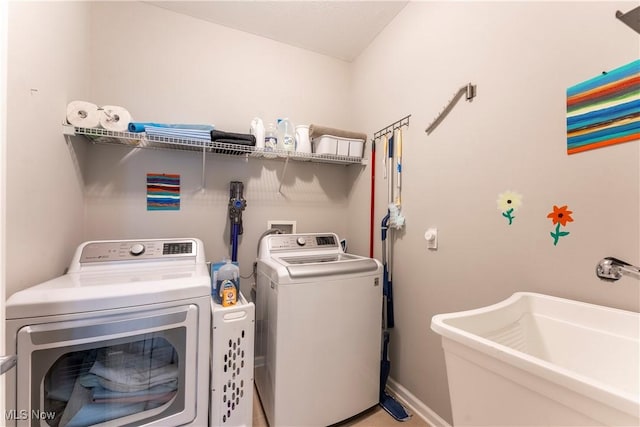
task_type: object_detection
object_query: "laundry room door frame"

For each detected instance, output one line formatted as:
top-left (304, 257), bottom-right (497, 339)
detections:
top-left (1, 0), bottom-right (9, 416)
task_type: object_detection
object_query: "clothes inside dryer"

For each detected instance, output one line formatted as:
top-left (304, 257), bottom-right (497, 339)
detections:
top-left (43, 336), bottom-right (181, 427)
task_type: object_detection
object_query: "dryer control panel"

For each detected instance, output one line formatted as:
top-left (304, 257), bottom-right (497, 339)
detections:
top-left (78, 239), bottom-right (198, 263)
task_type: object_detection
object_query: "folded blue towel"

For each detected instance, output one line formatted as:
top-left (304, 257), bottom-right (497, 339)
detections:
top-left (93, 381), bottom-right (177, 400)
top-left (79, 374), bottom-right (177, 400)
top-left (144, 126), bottom-right (211, 142)
top-left (128, 122), bottom-right (215, 133)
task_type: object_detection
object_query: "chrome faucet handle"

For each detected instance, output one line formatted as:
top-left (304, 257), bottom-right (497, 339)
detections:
top-left (596, 257), bottom-right (640, 282)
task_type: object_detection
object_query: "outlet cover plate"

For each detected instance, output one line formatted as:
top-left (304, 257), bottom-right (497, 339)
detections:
top-left (267, 220), bottom-right (297, 234)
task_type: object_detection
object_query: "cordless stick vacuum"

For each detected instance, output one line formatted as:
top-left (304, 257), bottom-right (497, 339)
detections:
top-left (228, 181), bottom-right (246, 262)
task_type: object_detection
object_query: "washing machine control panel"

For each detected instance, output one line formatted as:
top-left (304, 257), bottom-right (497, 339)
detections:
top-left (79, 239), bottom-right (197, 263)
top-left (268, 234), bottom-right (338, 251)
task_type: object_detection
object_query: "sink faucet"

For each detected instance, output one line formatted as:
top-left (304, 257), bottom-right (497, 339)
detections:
top-left (596, 257), bottom-right (640, 282)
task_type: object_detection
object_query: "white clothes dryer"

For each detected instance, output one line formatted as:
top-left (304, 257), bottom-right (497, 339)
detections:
top-left (255, 232), bottom-right (383, 427)
top-left (4, 238), bottom-right (211, 427)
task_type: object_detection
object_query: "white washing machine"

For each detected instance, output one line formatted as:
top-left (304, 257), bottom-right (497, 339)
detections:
top-left (4, 238), bottom-right (211, 427)
top-left (255, 232), bottom-right (382, 427)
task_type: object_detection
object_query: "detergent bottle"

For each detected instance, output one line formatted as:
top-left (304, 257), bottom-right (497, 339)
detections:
top-left (264, 122), bottom-right (278, 157)
top-left (214, 259), bottom-right (239, 307)
top-left (277, 118), bottom-right (295, 153)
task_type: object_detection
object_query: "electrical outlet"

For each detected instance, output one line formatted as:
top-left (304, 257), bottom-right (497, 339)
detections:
top-left (267, 220), bottom-right (296, 234)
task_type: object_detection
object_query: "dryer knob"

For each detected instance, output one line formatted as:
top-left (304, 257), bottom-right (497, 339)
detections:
top-left (130, 243), bottom-right (145, 256)
top-left (296, 237), bottom-right (306, 246)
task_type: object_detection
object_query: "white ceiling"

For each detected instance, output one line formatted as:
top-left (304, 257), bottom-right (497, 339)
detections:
top-left (146, 1), bottom-right (408, 62)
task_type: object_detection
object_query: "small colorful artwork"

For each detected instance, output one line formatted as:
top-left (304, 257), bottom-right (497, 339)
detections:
top-left (566, 59), bottom-right (640, 154)
top-left (497, 191), bottom-right (523, 225)
top-left (147, 173), bottom-right (180, 211)
top-left (547, 205), bottom-right (573, 246)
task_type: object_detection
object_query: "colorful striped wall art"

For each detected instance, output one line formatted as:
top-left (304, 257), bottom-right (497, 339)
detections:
top-left (147, 173), bottom-right (180, 211)
top-left (566, 59), bottom-right (639, 154)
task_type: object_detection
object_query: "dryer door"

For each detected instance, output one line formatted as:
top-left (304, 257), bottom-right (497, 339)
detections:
top-left (13, 304), bottom-right (199, 427)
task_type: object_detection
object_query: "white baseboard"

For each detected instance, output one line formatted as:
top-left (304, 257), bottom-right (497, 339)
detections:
top-left (387, 377), bottom-right (452, 427)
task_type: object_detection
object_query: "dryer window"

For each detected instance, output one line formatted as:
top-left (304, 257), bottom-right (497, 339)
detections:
top-left (39, 335), bottom-right (183, 427)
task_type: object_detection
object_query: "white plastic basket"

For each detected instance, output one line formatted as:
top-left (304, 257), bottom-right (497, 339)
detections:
top-left (312, 135), bottom-right (365, 158)
top-left (210, 293), bottom-right (255, 426)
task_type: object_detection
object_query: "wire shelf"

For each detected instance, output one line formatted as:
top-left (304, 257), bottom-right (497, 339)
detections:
top-left (65, 125), bottom-right (365, 165)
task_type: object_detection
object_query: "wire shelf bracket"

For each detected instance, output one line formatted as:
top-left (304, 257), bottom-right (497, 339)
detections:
top-left (425, 83), bottom-right (477, 135)
top-left (63, 124), bottom-right (367, 166)
top-left (64, 124), bottom-right (367, 192)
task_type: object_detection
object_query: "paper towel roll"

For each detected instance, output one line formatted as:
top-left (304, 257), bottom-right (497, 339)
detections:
top-left (99, 105), bottom-right (132, 132)
top-left (66, 101), bottom-right (100, 128)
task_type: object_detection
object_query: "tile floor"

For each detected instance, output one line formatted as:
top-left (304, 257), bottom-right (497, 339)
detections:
top-left (252, 386), bottom-right (430, 427)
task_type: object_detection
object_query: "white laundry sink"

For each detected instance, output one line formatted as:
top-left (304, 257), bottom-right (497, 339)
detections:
top-left (431, 292), bottom-right (639, 426)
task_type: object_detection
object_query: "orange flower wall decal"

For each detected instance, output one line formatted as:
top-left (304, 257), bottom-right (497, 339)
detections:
top-left (547, 205), bottom-right (574, 245)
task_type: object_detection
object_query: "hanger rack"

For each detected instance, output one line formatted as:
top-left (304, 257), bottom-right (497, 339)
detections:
top-left (425, 83), bottom-right (477, 135)
top-left (616, 6), bottom-right (640, 34)
top-left (373, 114), bottom-right (411, 141)
top-left (369, 114), bottom-right (410, 258)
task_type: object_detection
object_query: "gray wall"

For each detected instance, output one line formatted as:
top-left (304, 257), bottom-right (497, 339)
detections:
top-left (81, 2), bottom-right (357, 290)
top-left (6, 1), bottom-right (360, 297)
top-left (6, 1), bottom-right (90, 297)
top-left (349, 1), bottom-right (640, 423)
